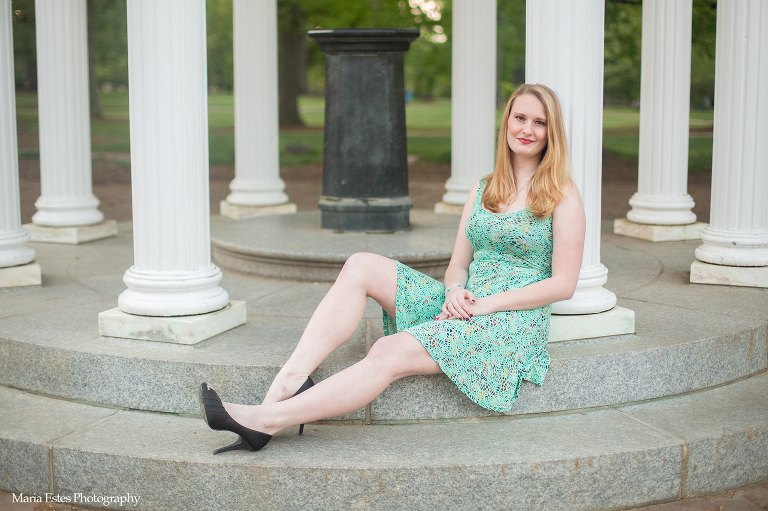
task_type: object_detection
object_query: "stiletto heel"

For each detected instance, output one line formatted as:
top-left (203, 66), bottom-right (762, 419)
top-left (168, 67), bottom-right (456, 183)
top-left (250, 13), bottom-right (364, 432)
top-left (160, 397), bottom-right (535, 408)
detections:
top-left (199, 383), bottom-right (272, 454)
top-left (293, 376), bottom-right (314, 436)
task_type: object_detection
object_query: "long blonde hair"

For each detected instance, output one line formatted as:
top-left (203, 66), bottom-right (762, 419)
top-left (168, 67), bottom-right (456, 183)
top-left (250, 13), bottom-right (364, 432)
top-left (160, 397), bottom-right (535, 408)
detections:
top-left (482, 83), bottom-right (572, 220)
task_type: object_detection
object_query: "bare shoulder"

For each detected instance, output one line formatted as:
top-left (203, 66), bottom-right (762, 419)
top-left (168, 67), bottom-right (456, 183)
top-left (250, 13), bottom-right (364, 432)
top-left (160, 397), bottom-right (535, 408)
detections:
top-left (554, 181), bottom-right (584, 212)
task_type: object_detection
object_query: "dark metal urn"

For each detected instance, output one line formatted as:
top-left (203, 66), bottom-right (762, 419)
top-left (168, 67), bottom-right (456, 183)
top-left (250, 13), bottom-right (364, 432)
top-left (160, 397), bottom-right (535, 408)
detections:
top-left (308, 29), bottom-right (419, 232)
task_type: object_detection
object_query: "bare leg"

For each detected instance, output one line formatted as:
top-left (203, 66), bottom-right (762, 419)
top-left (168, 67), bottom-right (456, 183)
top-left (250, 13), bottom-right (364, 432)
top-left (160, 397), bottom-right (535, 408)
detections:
top-left (262, 253), bottom-right (398, 405)
top-left (226, 331), bottom-right (441, 435)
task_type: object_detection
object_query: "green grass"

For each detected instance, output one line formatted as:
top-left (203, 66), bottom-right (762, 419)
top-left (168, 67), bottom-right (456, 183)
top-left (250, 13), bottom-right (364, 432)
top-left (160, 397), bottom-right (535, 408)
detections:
top-left (13, 91), bottom-right (714, 171)
top-left (603, 134), bottom-right (713, 174)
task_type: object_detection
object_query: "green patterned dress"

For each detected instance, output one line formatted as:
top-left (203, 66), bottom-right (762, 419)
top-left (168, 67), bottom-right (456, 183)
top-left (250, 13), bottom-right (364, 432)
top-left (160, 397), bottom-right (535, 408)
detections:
top-left (383, 180), bottom-right (553, 412)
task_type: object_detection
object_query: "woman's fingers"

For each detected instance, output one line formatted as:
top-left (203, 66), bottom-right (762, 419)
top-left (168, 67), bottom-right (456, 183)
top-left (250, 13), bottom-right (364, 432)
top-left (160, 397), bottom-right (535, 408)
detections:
top-left (449, 298), bottom-right (471, 319)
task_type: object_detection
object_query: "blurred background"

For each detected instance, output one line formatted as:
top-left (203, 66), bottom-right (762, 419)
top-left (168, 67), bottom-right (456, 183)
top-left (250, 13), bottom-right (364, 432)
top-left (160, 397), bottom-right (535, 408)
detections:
top-left (9, 0), bottom-right (717, 222)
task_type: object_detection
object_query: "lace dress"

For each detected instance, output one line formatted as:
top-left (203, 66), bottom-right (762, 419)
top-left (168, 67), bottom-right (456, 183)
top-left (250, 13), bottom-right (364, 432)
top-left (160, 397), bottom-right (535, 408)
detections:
top-left (383, 180), bottom-right (553, 412)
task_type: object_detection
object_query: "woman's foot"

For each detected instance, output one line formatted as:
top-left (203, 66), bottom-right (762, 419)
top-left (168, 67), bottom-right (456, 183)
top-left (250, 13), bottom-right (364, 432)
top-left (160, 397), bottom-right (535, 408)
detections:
top-left (199, 383), bottom-right (273, 454)
top-left (222, 401), bottom-right (281, 436)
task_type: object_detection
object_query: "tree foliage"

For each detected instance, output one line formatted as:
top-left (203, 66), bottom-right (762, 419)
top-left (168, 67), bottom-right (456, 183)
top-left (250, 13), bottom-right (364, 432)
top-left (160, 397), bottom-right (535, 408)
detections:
top-left (11, 0), bottom-right (36, 90)
top-left (604, 0), bottom-right (643, 106)
top-left (9, 0), bottom-right (715, 112)
top-left (496, 1), bottom-right (525, 105)
top-left (603, 0), bottom-right (717, 108)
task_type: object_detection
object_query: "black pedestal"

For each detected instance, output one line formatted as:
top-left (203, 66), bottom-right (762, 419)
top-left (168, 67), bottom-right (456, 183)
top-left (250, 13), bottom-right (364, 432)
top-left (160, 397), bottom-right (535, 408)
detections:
top-left (309, 29), bottom-right (419, 232)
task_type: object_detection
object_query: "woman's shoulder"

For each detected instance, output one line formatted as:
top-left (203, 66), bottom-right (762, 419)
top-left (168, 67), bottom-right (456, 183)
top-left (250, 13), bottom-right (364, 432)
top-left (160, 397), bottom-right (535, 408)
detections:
top-left (552, 180), bottom-right (584, 218)
top-left (558, 180), bottom-right (581, 202)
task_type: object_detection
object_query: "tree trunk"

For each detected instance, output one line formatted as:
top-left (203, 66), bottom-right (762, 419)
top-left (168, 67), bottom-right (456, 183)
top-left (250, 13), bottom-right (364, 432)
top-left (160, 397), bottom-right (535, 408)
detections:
top-left (87, 0), bottom-right (102, 119)
top-left (278, 1), bottom-right (305, 127)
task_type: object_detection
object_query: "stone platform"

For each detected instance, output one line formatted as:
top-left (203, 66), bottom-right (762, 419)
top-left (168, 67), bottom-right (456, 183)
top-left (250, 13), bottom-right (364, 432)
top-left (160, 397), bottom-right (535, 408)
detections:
top-left (210, 210), bottom-right (458, 281)
top-left (0, 219), bottom-right (767, 510)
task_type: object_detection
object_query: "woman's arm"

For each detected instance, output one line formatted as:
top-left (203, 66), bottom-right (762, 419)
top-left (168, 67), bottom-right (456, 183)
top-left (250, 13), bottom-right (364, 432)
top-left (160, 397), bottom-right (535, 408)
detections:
top-left (463, 181), bottom-right (586, 317)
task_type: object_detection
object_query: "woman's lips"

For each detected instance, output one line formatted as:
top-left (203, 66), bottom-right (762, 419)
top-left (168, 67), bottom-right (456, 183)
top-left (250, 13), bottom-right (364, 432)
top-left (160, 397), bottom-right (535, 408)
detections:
top-left (517, 138), bottom-right (534, 145)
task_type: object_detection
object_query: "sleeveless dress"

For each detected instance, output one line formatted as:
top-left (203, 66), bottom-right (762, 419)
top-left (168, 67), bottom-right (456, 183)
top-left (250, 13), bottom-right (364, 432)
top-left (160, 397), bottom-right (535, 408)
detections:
top-left (383, 180), bottom-right (553, 412)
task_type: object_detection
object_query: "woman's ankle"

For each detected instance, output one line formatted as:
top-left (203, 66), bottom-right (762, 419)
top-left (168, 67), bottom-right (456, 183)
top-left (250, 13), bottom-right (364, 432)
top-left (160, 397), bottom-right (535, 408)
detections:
top-left (263, 370), bottom-right (310, 404)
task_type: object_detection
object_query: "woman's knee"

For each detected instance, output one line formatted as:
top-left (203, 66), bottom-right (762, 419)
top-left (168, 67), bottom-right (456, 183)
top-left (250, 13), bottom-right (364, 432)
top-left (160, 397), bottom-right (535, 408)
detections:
top-left (338, 252), bottom-right (391, 287)
top-left (365, 333), bottom-right (437, 378)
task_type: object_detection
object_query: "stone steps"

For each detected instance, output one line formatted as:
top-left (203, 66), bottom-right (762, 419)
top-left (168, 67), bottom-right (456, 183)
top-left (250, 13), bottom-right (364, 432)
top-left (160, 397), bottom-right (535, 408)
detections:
top-left (1, 224), bottom-right (766, 422)
top-left (0, 296), bottom-right (764, 422)
top-left (2, 370), bottom-right (767, 511)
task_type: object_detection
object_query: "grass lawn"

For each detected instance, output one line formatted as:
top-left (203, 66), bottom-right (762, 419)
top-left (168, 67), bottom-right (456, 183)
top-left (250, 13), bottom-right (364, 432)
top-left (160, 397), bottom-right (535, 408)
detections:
top-left (14, 91), bottom-right (713, 172)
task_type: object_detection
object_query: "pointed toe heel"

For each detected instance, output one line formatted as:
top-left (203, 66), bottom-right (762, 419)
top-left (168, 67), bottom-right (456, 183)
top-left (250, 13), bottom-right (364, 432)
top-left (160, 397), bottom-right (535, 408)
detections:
top-left (199, 383), bottom-right (272, 454)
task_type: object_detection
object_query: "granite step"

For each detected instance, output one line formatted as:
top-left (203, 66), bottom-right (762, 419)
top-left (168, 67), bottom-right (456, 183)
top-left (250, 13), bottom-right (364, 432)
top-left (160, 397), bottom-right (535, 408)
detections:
top-left (0, 223), bottom-right (766, 421)
top-left (2, 371), bottom-right (767, 511)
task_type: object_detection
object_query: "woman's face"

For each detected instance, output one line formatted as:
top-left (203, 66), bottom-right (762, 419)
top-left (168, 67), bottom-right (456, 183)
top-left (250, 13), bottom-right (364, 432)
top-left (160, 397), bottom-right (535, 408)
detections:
top-left (506, 94), bottom-right (548, 160)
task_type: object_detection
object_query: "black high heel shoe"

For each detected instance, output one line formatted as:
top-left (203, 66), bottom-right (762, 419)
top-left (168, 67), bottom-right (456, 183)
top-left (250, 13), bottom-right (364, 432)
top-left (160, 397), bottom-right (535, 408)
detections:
top-left (293, 376), bottom-right (314, 436)
top-left (199, 383), bottom-right (272, 455)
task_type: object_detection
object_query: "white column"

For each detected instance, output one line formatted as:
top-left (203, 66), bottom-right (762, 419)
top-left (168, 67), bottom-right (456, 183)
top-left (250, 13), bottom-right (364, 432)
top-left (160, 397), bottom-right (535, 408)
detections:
top-left (526, 0), bottom-right (618, 315)
top-left (691, 0), bottom-right (768, 287)
top-left (629, 0), bottom-right (696, 225)
top-left (221, 0), bottom-right (296, 220)
top-left (32, 0), bottom-right (104, 228)
top-left (1, 1), bottom-right (38, 286)
top-left (117, 0), bottom-right (229, 316)
top-left (614, 0), bottom-right (704, 242)
top-left (435, 0), bottom-right (496, 213)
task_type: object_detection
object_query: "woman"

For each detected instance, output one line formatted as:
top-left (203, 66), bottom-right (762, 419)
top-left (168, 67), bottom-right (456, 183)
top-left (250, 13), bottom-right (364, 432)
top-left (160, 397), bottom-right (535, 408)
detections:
top-left (199, 83), bottom-right (586, 454)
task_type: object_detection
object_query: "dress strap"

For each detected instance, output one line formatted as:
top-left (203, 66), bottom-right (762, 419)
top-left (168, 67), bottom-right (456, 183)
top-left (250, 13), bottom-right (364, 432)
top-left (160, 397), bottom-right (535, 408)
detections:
top-left (474, 179), bottom-right (488, 209)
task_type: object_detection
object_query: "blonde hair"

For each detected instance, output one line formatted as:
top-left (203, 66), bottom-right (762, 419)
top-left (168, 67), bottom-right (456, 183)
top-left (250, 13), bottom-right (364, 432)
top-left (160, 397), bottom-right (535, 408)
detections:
top-left (482, 83), bottom-right (573, 220)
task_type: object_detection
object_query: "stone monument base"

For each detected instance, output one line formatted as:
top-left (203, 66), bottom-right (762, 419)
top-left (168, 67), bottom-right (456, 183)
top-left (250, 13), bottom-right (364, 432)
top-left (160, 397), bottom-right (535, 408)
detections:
top-left (690, 260), bottom-right (768, 289)
top-left (23, 220), bottom-right (118, 244)
top-left (219, 201), bottom-right (297, 220)
top-left (614, 218), bottom-right (707, 242)
top-left (550, 306), bottom-right (635, 343)
top-left (98, 300), bottom-right (247, 345)
top-left (0, 262), bottom-right (42, 288)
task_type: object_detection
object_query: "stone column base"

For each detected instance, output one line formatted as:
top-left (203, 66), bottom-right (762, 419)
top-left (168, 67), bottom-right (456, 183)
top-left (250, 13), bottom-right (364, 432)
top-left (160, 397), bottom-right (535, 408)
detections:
top-left (549, 306), bottom-right (635, 343)
top-left (23, 220), bottom-right (118, 244)
top-left (98, 300), bottom-right (246, 345)
top-left (690, 260), bottom-right (768, 289)
top-left (614, 218), bottom-right (707, 242)
top-left (0, 262), bottom-right (42, 288)
top-left (219, 201), bottom-right (297, 221)
top-left (434, 202), bottom-right (464, 215)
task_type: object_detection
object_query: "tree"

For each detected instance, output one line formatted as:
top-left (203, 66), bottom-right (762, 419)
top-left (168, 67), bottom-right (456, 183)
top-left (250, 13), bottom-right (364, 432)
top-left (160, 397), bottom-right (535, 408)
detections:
top-left (207, 0), bottom-right (234, 92)
top-left (277, 0), bottom-right (449, 126)
top-left (87, 0), bottom-right (102, 118)
top-left (603, 0), bottom-right (642, 105)
top-left (11, 0), bottom-right (36, 90)
top-left (496, 1), bottom-right (525, 105)
top-left (278, 0), bottom-right (306, 126)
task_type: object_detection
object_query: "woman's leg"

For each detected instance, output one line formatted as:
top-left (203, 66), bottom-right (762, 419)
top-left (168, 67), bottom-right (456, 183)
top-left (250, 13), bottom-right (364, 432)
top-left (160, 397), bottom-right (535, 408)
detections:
top-left (262, 252), bottom-right (399, 405)
top-left (225, 331), bottom-right (441, 435)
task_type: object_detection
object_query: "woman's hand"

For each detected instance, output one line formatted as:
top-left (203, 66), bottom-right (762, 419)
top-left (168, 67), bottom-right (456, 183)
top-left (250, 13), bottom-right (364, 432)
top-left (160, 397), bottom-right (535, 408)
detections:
top-left (436, 287), bottom-right (476, 320)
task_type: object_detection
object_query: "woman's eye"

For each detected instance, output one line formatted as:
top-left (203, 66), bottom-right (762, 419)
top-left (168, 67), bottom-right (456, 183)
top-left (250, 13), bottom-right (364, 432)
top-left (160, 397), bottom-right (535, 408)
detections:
top-left (515, 116), bottom-right (525, 122)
